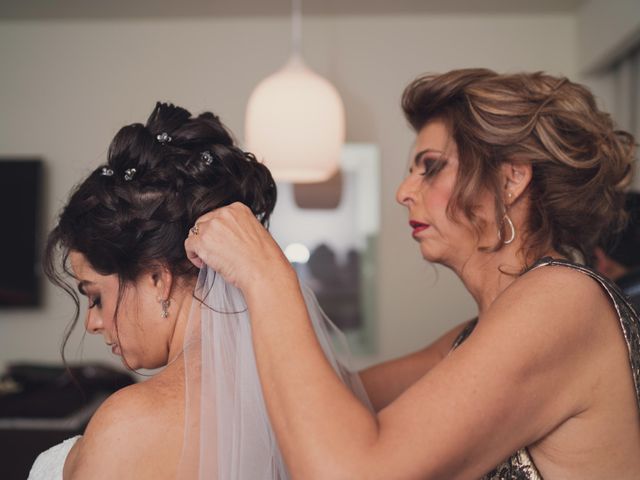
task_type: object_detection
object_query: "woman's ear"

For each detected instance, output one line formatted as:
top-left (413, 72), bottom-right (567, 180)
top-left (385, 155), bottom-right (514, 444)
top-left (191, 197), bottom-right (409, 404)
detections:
top-left (501, 161), bottom-right (532, 205)
top-left (149, 265), bottom-right (174, 302)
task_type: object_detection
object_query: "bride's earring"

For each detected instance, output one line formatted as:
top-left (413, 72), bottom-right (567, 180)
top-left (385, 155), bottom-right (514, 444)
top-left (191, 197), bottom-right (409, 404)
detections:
top-left (160, 299), bottom-right (171, 319)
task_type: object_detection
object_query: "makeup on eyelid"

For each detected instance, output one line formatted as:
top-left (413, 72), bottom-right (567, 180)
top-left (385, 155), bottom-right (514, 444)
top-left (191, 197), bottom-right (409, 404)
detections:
top-left (420, 158), bottom-right (447, 178)
top-left (410, 148), bottom-right (448, 179)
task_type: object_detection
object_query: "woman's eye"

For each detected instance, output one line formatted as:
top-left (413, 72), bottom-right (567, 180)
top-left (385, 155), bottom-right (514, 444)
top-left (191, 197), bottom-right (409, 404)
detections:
top-left (420, 159), bottom-right (446, 178)
top-left (89, 296), bottom-right (102, 309)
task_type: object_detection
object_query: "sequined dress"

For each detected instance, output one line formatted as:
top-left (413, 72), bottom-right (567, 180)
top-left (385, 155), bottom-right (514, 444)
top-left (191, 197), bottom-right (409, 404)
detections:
top-left (450, 257), bottom-right (640, 480)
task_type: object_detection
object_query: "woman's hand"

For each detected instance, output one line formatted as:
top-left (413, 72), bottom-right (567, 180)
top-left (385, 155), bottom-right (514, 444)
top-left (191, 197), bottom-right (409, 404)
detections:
top-left (184, 202), bottom-right (294, 292)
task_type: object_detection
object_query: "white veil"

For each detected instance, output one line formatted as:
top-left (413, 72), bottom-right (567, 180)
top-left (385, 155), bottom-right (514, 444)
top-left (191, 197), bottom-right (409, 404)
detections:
top-left (176, 266), bottom-right (372, 479)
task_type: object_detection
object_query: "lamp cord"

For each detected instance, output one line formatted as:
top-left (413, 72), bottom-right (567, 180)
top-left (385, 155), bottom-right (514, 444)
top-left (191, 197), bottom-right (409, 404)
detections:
top-left (291, 0), bottom-right (302, 57)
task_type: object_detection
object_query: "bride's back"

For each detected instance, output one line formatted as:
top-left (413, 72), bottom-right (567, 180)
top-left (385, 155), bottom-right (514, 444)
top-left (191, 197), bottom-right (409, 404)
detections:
top-left (64, 362), bottom-right (186, 479)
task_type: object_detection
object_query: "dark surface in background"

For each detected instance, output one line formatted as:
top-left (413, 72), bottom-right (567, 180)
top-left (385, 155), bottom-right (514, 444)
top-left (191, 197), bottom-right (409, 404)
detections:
top-left (0, 159), bottom-right (43, 307)
top-left (0, 363), bottom-right (134, 417)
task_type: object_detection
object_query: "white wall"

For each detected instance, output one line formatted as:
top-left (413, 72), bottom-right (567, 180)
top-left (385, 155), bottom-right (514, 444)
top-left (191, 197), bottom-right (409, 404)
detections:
top-left (577, 0), bottom-right (640, 73)
top-left (0, 14), bottom-right (578, 371)
top-left (577, 0), bottom-right (640, 191)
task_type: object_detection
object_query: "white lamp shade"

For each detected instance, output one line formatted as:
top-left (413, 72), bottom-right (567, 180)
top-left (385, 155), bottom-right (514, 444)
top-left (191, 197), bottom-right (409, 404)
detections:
top-left (245, 57), bottom-right (345, 183)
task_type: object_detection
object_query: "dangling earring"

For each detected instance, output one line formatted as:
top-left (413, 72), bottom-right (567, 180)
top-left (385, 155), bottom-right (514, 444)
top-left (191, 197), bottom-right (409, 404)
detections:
top-left (499, 213), bottom-right (516, 245)
top-left (497, 191), bottom-right (516, 245)
top-left (160, 299), bottom-right (171, 319)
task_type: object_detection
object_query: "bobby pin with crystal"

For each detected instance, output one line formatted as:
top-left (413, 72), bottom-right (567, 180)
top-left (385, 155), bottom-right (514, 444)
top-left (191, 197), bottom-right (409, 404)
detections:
top-left (156, 132), bottom-right (172, 144)
top-left (201, 151), bottom-right (214, 165)
top-left (124, 168), bottom-right (137, 181)
top-left (101, 167), bottom-right (114, 177)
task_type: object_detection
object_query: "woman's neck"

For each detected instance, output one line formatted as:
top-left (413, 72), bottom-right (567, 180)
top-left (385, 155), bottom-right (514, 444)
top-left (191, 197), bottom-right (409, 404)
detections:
top-left (164, 283), bottom-right (195, 367)
top-left (451, 244), bottom-right (560, 316)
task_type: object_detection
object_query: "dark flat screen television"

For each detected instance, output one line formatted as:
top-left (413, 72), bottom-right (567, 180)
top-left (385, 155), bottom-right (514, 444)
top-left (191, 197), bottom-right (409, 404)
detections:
top-left (0, 159), bottom-right (43, 307)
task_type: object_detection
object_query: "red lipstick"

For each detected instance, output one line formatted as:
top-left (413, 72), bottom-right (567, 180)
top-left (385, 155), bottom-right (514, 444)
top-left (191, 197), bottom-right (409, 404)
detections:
top-left (409, 220), bottom-right (430, 236)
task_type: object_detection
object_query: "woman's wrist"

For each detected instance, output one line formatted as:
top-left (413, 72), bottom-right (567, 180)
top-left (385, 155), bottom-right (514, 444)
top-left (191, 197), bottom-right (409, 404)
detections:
top-left (242, 261), bottom-right (298, 304)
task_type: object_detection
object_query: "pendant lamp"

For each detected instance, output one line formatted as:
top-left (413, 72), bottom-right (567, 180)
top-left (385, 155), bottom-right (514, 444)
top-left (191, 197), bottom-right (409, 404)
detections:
top-left (244, 0), bottom-right (345, 183)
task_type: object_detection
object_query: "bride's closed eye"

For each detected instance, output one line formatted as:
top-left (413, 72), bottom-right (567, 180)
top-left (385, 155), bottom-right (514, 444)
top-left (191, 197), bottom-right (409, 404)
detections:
top-left (88, 296), bottom-right (102, 309)
top-left (78, 281), bottom-right (101, 309)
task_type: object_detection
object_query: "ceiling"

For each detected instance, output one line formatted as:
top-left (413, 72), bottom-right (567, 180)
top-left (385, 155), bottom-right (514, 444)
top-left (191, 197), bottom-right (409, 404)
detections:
top-left (1, 0), bottom-right (587, 20)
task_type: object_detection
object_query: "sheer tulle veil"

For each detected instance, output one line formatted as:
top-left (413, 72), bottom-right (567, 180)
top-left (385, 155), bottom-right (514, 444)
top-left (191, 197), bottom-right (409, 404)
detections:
top-left (176, 266), bottom-right (372, 479)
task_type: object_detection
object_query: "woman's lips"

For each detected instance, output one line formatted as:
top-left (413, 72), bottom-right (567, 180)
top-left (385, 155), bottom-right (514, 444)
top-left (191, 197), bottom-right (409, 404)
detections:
top-left (409, 220), bottom-right (430, 236)
top-left (110, 344), bottom-right (121, 356)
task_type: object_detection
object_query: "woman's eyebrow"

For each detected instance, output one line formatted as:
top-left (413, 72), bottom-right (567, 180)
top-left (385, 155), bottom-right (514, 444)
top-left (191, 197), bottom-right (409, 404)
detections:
top-left (413, 148), bottom-right (446, 166)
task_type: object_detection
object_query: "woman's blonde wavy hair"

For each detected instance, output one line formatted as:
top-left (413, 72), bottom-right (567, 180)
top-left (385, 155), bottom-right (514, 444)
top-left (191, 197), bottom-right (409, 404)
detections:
top-left (402, 68), bottom-right (636, 264)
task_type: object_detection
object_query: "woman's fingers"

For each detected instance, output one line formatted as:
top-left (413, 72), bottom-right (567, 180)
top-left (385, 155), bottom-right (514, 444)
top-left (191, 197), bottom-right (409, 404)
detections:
top-left (184, 203), bottom-right (289, 290)
top-left (184, 237), bottom-right (204, 269)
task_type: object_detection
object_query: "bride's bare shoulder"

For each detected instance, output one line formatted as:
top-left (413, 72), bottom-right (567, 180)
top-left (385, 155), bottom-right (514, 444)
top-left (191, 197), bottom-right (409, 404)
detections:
top-left (65, 377), bottom-right (183, 479)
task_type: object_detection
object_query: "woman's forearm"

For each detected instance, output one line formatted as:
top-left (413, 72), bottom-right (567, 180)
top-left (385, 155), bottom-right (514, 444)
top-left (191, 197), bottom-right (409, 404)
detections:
top-left (244, 271), bottom-right (380, 478)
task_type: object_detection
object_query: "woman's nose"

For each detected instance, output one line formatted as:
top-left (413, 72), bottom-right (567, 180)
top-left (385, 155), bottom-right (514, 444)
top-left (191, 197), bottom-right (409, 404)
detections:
top-left (85, 310), bottom-right (103, 335)
top-left (396, 175), bottom-right (416, 206)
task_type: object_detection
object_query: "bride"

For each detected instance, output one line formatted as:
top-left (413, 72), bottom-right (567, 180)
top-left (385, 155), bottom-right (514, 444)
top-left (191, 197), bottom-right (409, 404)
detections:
top-left (31, 102), bottom-right (370, 479)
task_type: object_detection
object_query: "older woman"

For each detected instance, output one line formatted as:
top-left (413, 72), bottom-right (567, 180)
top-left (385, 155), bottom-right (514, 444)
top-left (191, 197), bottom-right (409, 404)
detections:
top-left (186, 69), bottom-right (640, 479)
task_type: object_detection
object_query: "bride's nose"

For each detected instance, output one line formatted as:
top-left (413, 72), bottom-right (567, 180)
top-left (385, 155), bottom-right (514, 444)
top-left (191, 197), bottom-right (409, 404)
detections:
top-left (85, 309), bottom-right (103, 335)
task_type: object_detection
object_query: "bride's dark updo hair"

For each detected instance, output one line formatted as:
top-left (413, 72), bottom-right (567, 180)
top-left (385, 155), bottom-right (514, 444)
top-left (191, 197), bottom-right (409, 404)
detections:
top-left (44, 102), bottom-right (276, 354)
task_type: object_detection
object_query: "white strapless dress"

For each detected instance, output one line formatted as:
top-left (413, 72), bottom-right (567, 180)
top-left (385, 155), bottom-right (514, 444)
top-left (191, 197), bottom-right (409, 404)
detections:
top-left (28, 436), bottom-right (81, 480)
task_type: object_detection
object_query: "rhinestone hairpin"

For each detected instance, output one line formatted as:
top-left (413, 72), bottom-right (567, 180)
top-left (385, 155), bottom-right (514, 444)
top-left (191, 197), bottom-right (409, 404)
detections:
top-left (201, 151), bottom-right (214, 165)
top-left (124, 168), bottom-right (137, 181)
top-left (101, 167), bottom-right (114, 177)
top-left (156, 132), bottom-right (172, 144)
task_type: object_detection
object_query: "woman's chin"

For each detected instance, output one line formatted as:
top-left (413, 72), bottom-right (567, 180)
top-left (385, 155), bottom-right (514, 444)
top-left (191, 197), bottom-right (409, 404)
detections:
top-left (118, 357), bottom-right (134, 369)
top-left (116, 353), bottom-right (142, 371)
top-left (117, 351), bottom-right (172, 371)
top-left (419, 246), bottom-right (443, 264)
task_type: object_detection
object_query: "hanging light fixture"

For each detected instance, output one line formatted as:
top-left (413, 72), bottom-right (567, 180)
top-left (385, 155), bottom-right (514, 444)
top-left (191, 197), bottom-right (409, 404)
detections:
top-left (245, 0), bottom-right (345, 183)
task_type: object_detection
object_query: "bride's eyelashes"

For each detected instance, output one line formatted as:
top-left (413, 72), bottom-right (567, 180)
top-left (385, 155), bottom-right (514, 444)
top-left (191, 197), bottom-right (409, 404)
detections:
top-left (89, 296), bottom-right (102, 309)
top-left (77, 282), bottom-right (102, 309)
